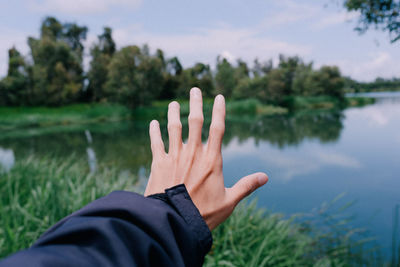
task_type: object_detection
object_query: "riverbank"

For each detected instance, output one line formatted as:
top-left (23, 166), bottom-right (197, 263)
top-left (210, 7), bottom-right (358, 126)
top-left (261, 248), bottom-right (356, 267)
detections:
top-left (0, 104), bottom-right (131, 131)
top-left (0, 96), bottom-right (374, 131)
top-left (0, 157), bottom-right (385, 265)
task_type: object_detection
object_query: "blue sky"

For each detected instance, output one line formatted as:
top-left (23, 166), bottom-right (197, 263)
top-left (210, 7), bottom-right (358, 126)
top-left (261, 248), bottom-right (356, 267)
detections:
top-left (1, 0), bottom-right (399, 81)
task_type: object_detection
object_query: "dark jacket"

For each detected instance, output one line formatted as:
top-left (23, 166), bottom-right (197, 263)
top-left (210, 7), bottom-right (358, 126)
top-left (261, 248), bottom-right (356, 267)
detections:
top-left (0, 184), bottom-right (212, 267)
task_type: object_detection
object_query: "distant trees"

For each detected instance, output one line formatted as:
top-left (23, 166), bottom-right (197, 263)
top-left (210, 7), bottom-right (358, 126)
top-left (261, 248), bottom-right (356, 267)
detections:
top-left (87, 27), bottom-right (116, 102)
top-left (230, 56), bottom-right (345, 104)
top-left (344, 0), bottom-right (400, 43)
top-left (344, 76), bottom-right (400, 92)
top-left (0, 16), bottom-right (348, 108)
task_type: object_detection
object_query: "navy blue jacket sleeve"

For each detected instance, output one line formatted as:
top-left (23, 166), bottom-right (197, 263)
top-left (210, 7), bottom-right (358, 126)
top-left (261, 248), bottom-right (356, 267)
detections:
top-left (0, 184), bottom-right (212, 267)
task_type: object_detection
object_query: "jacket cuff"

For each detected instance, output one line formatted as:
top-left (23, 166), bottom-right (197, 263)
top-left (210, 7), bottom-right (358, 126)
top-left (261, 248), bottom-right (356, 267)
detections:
top-left (148, 184), bottom-right (212, 254)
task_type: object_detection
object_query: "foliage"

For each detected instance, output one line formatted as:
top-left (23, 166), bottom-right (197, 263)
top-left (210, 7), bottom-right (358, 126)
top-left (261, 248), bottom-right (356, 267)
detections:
top-left (344, 76), bottom-right (400, 92)
top-left (345, 0), bottom-right (400, 43)
top-left (86, 27), bottom-right (116, 102)
top-left (0, 16), bottom-right (350, 108)
top-left (105, 45), bottom-right (164, 108)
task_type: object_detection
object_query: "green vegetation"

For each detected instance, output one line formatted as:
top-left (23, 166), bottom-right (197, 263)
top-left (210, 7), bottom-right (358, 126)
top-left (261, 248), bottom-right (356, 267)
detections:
top-left (0, 103), bottom-right (130, 130)
top-left (0, 157), bottom-right (388, 265)
top-left (344, 0), bottom-right (400, 43)
top-left (345, 77), bottom-right (400, 93)
top-left (0, 157), bottom-right (139, 257)
top-left (0, 16), bottom-right (349, 109)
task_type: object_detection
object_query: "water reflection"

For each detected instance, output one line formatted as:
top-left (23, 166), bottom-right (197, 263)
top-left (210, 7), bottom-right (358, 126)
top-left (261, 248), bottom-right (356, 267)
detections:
top-left (224, 111), bottom-right (343, 148)
top-left (0, 110), bottom-right (344, 176)
top-left (0, 147), bottom-right (15, 172)
top-left (85, 130), bottom-right (97, 173)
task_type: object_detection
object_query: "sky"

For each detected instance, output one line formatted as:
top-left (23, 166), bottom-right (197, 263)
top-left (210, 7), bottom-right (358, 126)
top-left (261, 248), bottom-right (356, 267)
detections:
top-left (0, 0), bottom-right (399, 82)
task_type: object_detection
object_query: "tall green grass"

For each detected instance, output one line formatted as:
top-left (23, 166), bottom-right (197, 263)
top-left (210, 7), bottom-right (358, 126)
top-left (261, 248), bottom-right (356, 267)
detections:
top-left (0, 157), bottom-right (391, 266)
top-left (0, 157), bottom-right (138, 257)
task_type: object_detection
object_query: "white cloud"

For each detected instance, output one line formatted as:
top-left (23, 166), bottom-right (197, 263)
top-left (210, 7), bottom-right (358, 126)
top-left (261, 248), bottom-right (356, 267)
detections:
top-left (317, 151), bottom-right (362, 168)
top-left (259, 0), bottom-right (320, 29)
top-left (223, 138), bottom-right (362, 182)
top-left (347, 106), bottom-right (390, 126)
top-left (113, 25), bottom-right (312, 67)
top-left (312, 11), bottom-right (358, 30)
top-left (321, 51), bottom-right (400, 81)
top-left (28, 0), bottom-right (142, 14)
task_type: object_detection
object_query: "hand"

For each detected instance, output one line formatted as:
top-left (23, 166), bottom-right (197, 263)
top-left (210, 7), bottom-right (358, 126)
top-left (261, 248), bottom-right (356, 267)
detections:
top-left (144, 87), bottom-right (268, 230)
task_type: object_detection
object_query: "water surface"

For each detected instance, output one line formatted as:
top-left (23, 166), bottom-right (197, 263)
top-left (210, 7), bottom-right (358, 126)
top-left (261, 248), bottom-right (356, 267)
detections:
top-left (1, 91), bottom-right (399, 256)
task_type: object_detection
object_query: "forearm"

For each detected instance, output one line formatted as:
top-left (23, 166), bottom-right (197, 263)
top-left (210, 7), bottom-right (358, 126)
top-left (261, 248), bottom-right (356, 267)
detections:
top-left (0, 186), bottom-right (212, 267)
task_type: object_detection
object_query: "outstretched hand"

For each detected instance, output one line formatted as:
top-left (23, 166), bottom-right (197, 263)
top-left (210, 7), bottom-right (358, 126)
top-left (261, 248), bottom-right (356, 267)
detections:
top-left (144, 87), bottom-right (268, 230)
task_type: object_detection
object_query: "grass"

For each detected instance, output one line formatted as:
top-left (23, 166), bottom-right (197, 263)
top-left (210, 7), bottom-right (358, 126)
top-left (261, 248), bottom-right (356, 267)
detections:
top-left (0, 157), bottom-right (139, 257)
top-left (0, 103), bottom-right (131, 131)
top-left (0, 157), bottom-right (391, 266)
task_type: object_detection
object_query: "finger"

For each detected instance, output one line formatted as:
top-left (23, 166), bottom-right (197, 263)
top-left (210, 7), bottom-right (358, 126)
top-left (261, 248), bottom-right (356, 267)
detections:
top-left (227, 172), bottom-right (268, 205)
top-left (207, 94), bottom-right (225, 153)
top-left (168, 101), bottom-right (182, 155)
top-left (149, 120), bottom-right (165, 158)
top-left (188, 87), bottom-right (204, 146)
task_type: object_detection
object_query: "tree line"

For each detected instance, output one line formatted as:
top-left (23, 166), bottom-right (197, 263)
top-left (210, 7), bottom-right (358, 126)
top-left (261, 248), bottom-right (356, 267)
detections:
top-left (0, 17), bottom-right (346, 108)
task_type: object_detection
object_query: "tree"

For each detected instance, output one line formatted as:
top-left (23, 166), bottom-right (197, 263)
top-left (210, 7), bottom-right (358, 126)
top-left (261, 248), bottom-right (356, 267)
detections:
top-left (215, 57), bottom-right (236, 98)
top-left (344, 0), bottom-right (400, 42)
top-left (178, 62), bottom-right (214, 98)
top-left (159, 56), bottom-right (183, 99)
top-left (277, 55), bottom-right (304, 95)
top-left (87, 27), bottom-right (116, 101)
top-left (26, 17), bottom-right (87, 105)
top-left (307, 66), bottom-right (345, 98)
top-left (0, 47), bottom-right (30, 105)
top-left (105, 45), bottom-right (164, 108)
top-left (252, 58), bottom-right (273, 78)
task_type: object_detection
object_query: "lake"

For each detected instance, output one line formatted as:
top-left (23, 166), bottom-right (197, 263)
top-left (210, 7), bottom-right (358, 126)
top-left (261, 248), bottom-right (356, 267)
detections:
top-left (1, 91), bottom-right (399, 257)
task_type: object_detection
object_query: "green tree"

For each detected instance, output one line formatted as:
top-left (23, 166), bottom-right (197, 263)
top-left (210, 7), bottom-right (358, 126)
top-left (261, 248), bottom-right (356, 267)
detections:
top-left (266, 68), bottom-right (286, 103)
top-left (0, 47), bottom-right (30, 105)
top-left (292, 63), bottom-right (314, 96)
top-left (27, 17), bottom-right (87, 105)
top-left (87, 27), bottom-right (116, 101)
top-left (215, 57), bottom-right (236, 97)
top-left (308, 66), bottom-right (345, 98)
top-left (159, 56), bottom-right (183, 99)
top-left (178, 62), bottom-right (214, 98)
top-left (278, 55), bottom-right (304, 95)
top-left (345, 0), bottom-right (400, 42)
top-left (105, 45), bottom-right (164, 108)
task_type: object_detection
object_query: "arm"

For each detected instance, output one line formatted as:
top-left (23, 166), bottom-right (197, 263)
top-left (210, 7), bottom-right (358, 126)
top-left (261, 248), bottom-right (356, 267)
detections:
top-left (0, 189), bottom-right (210, 267)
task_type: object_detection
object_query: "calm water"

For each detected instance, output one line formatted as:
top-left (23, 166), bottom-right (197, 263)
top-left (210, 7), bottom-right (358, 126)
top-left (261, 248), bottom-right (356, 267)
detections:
top-left (1, 91), bottom-right (400, 256)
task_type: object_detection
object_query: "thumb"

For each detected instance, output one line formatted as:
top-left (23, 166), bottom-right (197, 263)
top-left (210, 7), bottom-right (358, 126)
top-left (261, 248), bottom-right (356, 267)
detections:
top-left (227, 172), bottom-right (268, 205)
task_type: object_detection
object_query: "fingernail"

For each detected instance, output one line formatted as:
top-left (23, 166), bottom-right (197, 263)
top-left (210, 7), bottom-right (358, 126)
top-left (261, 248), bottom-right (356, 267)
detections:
top-left (191, 87), bottom-right (201, 97)
top-left (215, 94), bottom-right (225, 104)
top-left (150, 120), bottom-right (159, 128)
top-left (169, 101), bottom-right (179, 109)
top-left (258, 174), bottom-right (268, 186)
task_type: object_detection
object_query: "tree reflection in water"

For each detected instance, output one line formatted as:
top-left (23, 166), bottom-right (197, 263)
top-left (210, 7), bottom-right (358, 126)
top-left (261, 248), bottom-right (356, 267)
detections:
top-left (0, 109), bottom-right (344, 176)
